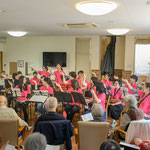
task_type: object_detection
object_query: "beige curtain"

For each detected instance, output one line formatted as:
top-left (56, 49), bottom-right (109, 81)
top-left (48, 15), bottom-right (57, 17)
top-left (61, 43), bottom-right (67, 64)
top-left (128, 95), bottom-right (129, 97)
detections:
top-left (135, 38), bottom-right (150, 44)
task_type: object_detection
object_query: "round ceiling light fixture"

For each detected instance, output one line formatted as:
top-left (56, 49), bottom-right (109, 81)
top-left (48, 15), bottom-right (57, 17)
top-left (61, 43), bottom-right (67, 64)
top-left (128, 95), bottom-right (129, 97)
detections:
top-left (107, 28), bottom-right (130, 35)
top-left (75, 1), bottom-right (117, 16)
top-left (7, 31), bottom-right (27, 37)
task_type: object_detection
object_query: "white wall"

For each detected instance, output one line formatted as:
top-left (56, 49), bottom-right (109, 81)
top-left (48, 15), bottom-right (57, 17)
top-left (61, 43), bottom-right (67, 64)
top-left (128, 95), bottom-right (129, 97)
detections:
top-left (2, 35), bottom-right (101, 75)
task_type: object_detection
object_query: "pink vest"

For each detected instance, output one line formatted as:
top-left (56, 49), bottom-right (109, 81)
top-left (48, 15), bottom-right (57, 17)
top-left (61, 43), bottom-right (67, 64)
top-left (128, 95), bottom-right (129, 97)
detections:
top-left (40, 85), bottom-right (54, 95)
top-left (125, 83), bottom-right (137, 95)
top-left (38, 71), bottom-right (50, 77)
top-left (16, 85), bottom-right (31, 101)
top-left (110, 88), bottom-right (124, 105)
top-left (54, 70), bottom-right (65, 84)
top-left (139, 92), bottom-right (150, 115)
top-left (101, 80), bottom-right (113, 87)
top-left (96, 93), bottom-right (106, 112)
top-left (30, 77), bottom-right (40, 85)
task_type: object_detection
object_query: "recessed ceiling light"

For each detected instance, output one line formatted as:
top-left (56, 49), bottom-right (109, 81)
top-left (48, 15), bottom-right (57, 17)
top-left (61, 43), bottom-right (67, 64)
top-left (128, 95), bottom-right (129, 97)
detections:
top-left (75, 1), bottom-right (117, 16)
top-left (7, 31), bottom-right (27, 37)
top-left (107, 28), bottom-right (130, 35)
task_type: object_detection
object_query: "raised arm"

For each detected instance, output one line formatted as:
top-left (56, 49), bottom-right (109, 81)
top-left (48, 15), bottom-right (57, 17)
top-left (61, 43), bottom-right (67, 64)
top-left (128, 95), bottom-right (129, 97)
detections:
top-left (91, 89), bottom-right (99, 103)
top-left (122, 78), bottom-right (138, 94)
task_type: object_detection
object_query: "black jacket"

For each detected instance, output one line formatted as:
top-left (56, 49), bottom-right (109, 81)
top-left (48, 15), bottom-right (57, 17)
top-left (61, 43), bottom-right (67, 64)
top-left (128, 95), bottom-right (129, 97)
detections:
top-left (34, 120), bottom-right (74, 150)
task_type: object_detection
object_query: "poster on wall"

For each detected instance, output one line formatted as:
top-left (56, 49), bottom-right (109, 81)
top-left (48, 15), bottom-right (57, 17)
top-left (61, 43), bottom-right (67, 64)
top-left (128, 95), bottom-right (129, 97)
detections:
top-left (18, 60), bottom-right (24, 67)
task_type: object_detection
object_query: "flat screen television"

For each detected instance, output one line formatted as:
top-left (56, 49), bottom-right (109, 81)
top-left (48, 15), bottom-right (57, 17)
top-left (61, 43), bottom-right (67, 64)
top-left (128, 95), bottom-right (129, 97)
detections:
top-left (43, 52), bottom-right (67, 67)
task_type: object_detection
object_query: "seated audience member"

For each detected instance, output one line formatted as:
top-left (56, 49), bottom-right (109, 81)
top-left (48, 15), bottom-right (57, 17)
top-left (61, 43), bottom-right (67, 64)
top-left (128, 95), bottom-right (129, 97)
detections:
top-left (90, 82), bottom-right (106, 119)
top-left (30, 71), bottom-right (40, 87)
top-left (17, 71), bottom-right (23, 78)
top-left (118, 95), bottom-right (144, 139)
top-left (108, 79), bottom-right (124, 120)
top-left (36, 77), bottom-right (54, 115)
top-left (101, 72), bottom-right (113, 90)
top-left (91, 104), bottom-right (104, 122)
top-left (34, 97), bottom-right (65, 130)
top-left (57, 79), bottom-right (83, 121)
top-left (123, 75), bottom-right (138, 95)
top-left (32, 66), bottom-right (51, 77)
top-left (134, 138), bottom-right (150, 150)
top-left (0, 96), bottom-right (28, 127)
top-left (77, 70), bottom-right (88, 90)
top-left (24, 133), bottom-right (47, 150)
top-left (15, 76), bottom-right (31, 122)
top-left (123, 79), bottom-right (150, 119)
top-left (53, 64), bottom-right (65, 84)
top-left (100, 139), bottom-right (120, 150)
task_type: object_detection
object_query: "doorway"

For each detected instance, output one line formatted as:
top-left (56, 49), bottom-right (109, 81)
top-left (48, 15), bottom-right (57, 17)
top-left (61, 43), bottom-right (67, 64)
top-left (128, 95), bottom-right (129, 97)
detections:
top-left (9, 62), bottom-right (18, 75)
top-left (75, 38), bottom-right (91, 81)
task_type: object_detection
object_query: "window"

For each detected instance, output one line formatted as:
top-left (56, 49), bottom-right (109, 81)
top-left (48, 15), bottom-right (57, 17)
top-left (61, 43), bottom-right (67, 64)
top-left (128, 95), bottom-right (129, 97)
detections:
top-left (134, 44), bottom-right (150, 76)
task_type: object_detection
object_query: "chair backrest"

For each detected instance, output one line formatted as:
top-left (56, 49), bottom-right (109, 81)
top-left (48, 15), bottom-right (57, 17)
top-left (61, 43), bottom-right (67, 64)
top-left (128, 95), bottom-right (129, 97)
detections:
top-left (79, 121), bottom-right (110, 150)
top-left (0, 119), bottom-right (18, 147)
top-left (125, 119), bottom-right (150, 143)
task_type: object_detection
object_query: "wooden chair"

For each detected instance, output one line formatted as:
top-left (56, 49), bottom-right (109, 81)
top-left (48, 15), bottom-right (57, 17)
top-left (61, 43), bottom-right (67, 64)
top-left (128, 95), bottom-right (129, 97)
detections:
top-left (114, 129), bottom-right (126, 143)
top-left (78, 121), bottom-right (110, 150)
top-left (0, 119), bottom-right (26, 150)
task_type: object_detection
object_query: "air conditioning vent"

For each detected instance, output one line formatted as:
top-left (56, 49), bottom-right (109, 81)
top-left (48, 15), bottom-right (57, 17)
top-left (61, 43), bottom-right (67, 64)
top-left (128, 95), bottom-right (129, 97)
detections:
top-left (60, 22), bottom-right (99, 29)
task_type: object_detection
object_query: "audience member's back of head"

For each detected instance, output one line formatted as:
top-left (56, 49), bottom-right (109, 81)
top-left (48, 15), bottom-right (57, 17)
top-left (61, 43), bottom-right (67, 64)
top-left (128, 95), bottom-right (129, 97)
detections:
top-left (100, 139), bottom-right (120, 150)
top-left (24, 133), bottom-right (47, 150)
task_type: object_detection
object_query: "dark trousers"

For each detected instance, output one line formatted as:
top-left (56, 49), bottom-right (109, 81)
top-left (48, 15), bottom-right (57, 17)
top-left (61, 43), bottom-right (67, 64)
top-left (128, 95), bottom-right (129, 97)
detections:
top-left (65, 104), bottom-right (80, 122)
top-left (15, 101), bottom-right (28, 122)
top-left (108, 104), bottom-right (123, 120)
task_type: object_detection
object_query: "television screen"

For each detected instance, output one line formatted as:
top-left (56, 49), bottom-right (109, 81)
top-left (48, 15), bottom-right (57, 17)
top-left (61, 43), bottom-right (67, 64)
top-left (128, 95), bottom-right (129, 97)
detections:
top-left (43, 52), bottom-right (66, 67)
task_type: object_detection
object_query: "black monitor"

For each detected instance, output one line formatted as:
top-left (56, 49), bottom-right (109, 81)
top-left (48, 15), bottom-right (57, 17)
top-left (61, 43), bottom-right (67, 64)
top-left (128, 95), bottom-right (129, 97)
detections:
top-left (43, 52), bottom-right (66, 67)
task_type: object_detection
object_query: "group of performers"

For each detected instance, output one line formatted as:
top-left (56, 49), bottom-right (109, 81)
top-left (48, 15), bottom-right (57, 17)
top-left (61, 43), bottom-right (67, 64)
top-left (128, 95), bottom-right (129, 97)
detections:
top-left (1, 63), bottom-right (150, 123)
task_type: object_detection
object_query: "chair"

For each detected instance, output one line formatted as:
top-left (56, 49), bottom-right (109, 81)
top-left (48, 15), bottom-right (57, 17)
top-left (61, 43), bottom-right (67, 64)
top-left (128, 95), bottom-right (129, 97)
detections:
top-left (78, 121), bottom-right (110, 150)
top-left (0, 118), bottom-right (26, 150)
top-left (125, 119), bottom-right (150, 143)
top-left (114, 129), bottom-right (126, 143)
top-left (114, 119), bottom-right (150, 144)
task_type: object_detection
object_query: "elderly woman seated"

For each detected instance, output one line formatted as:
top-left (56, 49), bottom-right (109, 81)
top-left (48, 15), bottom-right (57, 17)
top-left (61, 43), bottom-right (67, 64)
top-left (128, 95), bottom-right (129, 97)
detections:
top-left (91, 104), bottom-right (104, 122)
top-left (118, 95), bottom-right (144, 140)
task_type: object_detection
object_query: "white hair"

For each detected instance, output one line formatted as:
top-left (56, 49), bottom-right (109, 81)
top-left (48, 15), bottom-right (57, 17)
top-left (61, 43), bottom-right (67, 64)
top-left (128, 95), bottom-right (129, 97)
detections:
top-left (45, 97), bottom-right (57, 109)
top-left (24, 133), bottom-right (47, 150)
top-left (124, 94), bottom-right (137, 108)
top-left (91, 104), bottom-right (104, 118)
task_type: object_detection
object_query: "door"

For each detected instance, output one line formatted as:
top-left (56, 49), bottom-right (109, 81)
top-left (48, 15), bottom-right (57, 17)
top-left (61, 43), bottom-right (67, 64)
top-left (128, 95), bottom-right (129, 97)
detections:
top-left (0, 52), bottom-right (3, 72)
top-left (10, 62), bottom-right (17, 75)
top-left (75, 38), bottom-right (91, 81)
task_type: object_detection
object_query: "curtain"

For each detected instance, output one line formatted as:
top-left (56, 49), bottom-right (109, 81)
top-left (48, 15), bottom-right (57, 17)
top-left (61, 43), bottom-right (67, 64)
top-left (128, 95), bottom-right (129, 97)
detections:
top-left (135, 38), bottom-right (150, 44)
top-left (101, 36), bottom-right (116, 76)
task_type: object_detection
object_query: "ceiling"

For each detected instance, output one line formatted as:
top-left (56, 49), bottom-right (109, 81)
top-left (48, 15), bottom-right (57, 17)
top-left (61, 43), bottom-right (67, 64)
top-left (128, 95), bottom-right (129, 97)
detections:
top-left (0, 0), bottom-right (150, 36)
